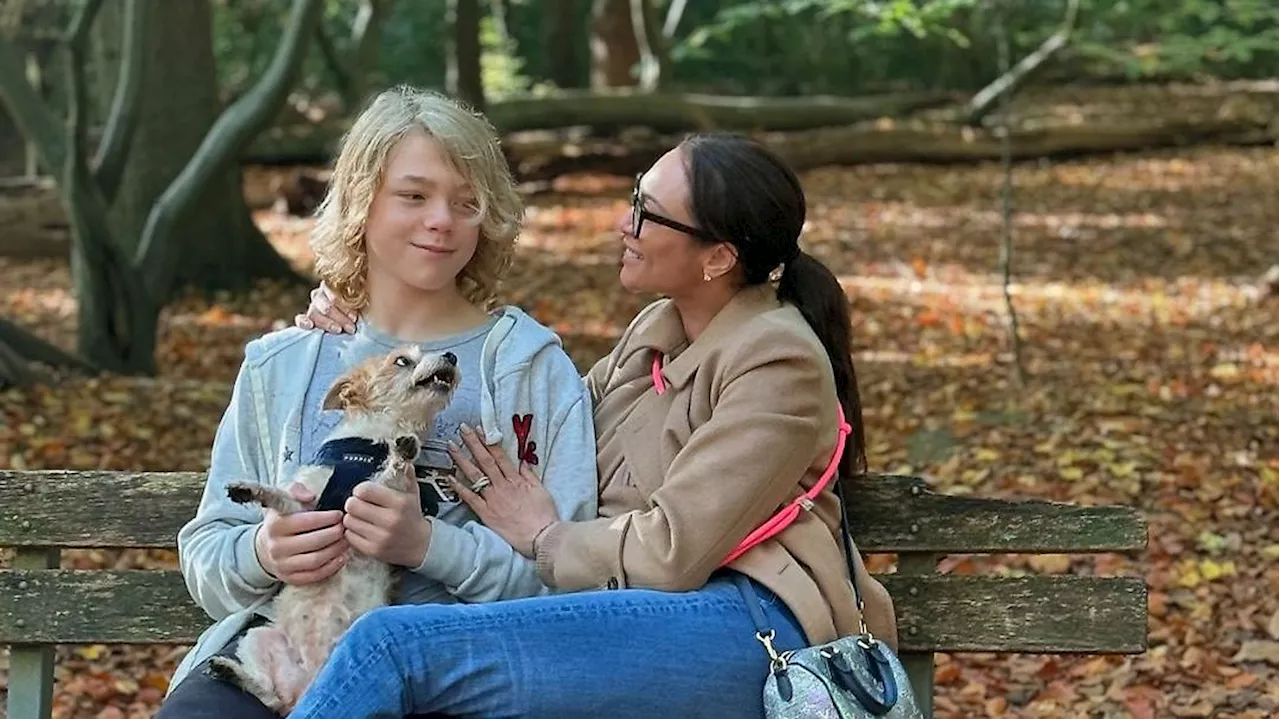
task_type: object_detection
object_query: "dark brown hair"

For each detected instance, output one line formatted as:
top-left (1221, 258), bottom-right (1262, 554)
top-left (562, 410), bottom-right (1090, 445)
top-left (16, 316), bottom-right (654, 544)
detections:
top-left (681, 133), bottom-right (867, 476)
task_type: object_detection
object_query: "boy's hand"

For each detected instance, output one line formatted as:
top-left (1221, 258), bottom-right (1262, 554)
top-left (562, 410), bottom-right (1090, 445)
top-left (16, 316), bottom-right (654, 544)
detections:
top-left (254, 486), bottom-right (348, 585)
top-left (343, 478), bottom-right (432, 569)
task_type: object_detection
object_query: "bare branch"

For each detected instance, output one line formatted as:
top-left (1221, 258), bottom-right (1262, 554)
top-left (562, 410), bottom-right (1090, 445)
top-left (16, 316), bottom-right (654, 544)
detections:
top-left (0, 337), bottom-right (40, 387)
top-left (0, 38), bottom-right (65, 174)
top-left (661, 0), bottom-right (687, 39)
top-left (966, 0), bottom-right (1079, 126)
top-left (349, 0), bottom-right (388, 105)
top-left (315, 0), bottom-right (389, 109)
top-left (313, 21), bottom-right (353, 100)
top-left (630, 0), bottom-right (660, 91)
top-left (352, 0), bottom-right (386, 48)
top-left (0, 0), bottom-right (29, 40)
top-left (65, 0), bottom-right (104, 185)
top-left (0, 317), bottom-right (98, 373)
top-left (93, 0), bottom-right (145, 200)
top-left (67, 0), bottom-right (106, 44)
top-left (134, 0), bottom-right (324, 302)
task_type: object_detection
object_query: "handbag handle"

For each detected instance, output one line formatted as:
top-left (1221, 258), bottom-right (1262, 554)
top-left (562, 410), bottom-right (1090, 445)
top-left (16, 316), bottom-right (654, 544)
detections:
top-left (734, 574), bottom-right (898, 715)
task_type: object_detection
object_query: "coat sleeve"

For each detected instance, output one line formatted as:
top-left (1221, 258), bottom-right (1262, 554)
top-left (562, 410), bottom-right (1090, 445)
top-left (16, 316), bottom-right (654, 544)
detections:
top-left (535, 325), bottom-right (832, 592)
top-left (177, 346), bottom-right (280, 620)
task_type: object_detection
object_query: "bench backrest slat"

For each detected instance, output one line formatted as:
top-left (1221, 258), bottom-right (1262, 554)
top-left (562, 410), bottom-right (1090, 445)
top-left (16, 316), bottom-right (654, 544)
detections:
top-left (0, 471), bottom-right (1147, 554)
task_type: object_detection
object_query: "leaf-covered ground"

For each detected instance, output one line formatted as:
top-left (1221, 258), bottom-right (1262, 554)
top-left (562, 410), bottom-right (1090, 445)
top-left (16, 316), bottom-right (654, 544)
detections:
top-left (1, 146), bottom-right (1276, 719)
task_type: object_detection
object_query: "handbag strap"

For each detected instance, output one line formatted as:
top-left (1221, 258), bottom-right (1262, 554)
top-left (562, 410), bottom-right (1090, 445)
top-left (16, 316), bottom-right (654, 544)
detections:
top-left (651, 352), bottom-right (856, 568)
top-left (655, 350), bottom-right (865, 601)
top-left (732, 574), bottom-right (791, 673)
top-left (652, 351), bottom-right (871, 638)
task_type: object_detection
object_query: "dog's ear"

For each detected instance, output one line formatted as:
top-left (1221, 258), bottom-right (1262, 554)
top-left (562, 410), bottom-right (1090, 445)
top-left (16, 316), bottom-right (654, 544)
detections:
top-left (322, 378), bottom-right (352, 410)
top-left (322, 372), bottom-right (372, 412)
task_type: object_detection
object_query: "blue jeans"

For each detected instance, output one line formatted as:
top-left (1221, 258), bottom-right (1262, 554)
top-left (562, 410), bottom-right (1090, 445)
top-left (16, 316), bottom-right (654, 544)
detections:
top-left (290, 572), bottom-right (806, 719)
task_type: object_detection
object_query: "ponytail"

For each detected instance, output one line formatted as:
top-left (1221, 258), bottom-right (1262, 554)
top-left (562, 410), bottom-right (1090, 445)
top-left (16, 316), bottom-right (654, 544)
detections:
top-left (777, 251), bottom-right (867, 477)
top-left (677, 133), bottom-right (867, 477)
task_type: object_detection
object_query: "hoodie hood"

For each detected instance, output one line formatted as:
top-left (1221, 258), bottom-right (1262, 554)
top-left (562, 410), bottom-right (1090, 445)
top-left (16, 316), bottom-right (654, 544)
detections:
top-left (476, 305), bottom-right (566, 445)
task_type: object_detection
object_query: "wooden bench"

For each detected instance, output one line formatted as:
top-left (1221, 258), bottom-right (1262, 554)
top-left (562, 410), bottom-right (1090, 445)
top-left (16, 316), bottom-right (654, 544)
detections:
top-left (0, 469), bottom-right (1148, 719)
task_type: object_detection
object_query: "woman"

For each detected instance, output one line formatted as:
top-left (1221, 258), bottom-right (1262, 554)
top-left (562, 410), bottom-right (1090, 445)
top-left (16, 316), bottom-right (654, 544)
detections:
top-left (291, 133), bottom-right (896, 718)
top-left (158, 86), bottom-right (598, 718)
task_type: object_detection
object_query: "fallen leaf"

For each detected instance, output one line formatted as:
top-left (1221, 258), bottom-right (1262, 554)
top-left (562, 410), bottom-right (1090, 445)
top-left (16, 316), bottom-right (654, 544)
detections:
top-left (1232, 640), bottom-right (1279, 666)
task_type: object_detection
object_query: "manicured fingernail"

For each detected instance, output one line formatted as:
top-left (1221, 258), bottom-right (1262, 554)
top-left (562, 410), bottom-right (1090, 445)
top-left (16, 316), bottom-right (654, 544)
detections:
top-left (344, 323), bottom-right (356, 333)
top-left (460, 423), bottom-right (474, 435)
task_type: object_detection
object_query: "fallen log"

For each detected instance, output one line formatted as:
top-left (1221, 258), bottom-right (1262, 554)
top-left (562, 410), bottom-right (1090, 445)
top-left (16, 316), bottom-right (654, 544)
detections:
top-left (484, 89), bottom-right (956, 133)
top-left (244, 89), bottom-right (958, 164)
top-left (500, 111), bottom-right (1277, 182)
top-left (243, 83), bottom-right (1278, 177)
top-left (767, 114), bottom-right (1277, 168)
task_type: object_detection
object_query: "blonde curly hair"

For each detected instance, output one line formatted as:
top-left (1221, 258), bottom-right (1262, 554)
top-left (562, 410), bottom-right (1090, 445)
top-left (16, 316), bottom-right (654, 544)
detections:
top-left (310, 86), bottom-right (522, 311)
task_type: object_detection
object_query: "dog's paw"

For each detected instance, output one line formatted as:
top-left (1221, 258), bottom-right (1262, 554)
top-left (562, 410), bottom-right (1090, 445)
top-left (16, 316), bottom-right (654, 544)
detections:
top-left (394, 435), bottom-right (420, 461)
top-left (226, 482), bottom-right (257, 504)
top-left (205, 656), bottom-right (242, 684)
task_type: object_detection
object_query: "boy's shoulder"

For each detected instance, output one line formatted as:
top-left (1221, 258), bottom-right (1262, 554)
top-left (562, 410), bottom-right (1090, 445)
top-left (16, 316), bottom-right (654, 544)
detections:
top-left (242, 325), bottom-right (321, 369)
top-left (488, 306), bottom-right (582, 377)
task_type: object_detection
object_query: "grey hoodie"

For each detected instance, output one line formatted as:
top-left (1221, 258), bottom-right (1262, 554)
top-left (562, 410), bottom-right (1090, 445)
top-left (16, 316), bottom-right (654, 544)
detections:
top-left (168, 307), bottom-right (598, 691)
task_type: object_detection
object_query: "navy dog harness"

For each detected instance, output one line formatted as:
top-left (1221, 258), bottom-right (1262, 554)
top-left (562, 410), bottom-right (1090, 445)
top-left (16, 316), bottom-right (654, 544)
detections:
top-left (311, 437), bottom-right (441, 517)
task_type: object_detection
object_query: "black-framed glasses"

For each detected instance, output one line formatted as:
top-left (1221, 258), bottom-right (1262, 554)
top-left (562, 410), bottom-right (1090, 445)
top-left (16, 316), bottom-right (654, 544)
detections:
top-left (631, 173), bottom-right (716, 241)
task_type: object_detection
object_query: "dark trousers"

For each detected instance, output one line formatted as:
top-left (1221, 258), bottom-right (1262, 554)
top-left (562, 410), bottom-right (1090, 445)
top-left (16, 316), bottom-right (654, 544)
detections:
top-left (155, 624), bottom-right (278, 719)
top-left (156, 618), bottom-right (444, 718)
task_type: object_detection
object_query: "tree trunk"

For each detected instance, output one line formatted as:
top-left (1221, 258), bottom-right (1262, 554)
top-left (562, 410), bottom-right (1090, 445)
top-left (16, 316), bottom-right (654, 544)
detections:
top-left (590, 0), bottom-right (639, 89)
top-left (70, 231), bottom-right (158, 374)
top-left (0, 0), bottom-right (319, 375)
top-left (543, 0), bottom-right (583, 89)
top-left (107, 0), bottom-right (294, 297)
top-left (447, 0), bottom-right (485, 112)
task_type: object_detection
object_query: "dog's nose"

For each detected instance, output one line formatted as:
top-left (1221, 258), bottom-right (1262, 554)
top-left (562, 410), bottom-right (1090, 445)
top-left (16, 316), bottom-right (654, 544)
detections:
top-left (442, 352), bottom-right (457, 366)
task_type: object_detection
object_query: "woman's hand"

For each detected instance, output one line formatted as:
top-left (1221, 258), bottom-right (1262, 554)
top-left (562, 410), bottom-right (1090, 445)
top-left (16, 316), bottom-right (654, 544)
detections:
top-left (295, 283), bottom-right (358, 334)
top-left (448, 424), bottom-right (560, 558)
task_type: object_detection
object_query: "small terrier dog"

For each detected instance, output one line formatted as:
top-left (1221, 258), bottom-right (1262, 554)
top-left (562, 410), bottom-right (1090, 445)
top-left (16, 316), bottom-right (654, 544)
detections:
top-left (207, 345), bottom-right (460, 714)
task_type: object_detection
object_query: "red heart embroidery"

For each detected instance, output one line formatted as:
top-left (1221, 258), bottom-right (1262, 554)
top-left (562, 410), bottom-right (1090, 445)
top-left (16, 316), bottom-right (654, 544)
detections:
top-left (512, 414), bottom-right (539, 466)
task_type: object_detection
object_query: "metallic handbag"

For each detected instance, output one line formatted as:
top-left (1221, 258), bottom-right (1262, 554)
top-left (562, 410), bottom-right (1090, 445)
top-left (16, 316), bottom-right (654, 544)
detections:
top-left (731, 458), bottom-right (923, 718)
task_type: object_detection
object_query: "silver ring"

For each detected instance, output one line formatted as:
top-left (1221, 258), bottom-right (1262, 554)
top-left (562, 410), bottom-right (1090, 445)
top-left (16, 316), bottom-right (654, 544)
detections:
top-left (471, 476), bottom-right (492, 494)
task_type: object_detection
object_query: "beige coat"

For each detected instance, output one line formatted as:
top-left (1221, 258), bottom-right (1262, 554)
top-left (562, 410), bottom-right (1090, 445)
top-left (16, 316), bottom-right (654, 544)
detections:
top-left (534, 285), bottom-right (897, 648)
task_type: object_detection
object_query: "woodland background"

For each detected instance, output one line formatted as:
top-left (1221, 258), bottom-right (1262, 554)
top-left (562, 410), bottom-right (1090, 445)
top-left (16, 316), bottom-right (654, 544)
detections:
top-left (0, 1), bottom-right (1277, 717)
